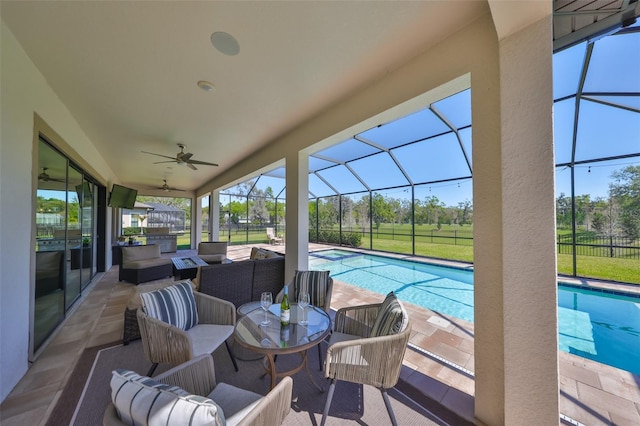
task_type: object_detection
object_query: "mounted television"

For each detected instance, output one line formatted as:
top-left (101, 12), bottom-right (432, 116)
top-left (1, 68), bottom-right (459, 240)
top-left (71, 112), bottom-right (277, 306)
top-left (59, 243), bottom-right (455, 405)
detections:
top-left (108, 184), bottom-right (138, 209)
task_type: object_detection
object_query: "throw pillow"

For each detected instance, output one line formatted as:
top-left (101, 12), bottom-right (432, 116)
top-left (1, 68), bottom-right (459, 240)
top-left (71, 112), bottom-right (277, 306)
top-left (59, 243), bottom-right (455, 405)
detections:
top-left (293, 270), bottom-right (330, 309)
top-left (140, 281), bottom-right (198, 330)
top-left (111, 369), bottom-right (225, 426)
top-left (369, 292), bottom-right (408, 337)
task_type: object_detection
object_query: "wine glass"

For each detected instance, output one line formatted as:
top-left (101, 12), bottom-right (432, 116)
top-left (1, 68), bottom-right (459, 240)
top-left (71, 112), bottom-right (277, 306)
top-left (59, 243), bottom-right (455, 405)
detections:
top-left (260, 292), bottom-right (273, 326)
top-left (298, 291), bottom-right (310, 325)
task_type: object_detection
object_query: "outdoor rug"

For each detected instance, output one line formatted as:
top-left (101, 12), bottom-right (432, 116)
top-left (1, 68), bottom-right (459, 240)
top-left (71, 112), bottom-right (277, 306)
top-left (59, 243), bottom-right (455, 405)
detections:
top-left (47, 339), bottom-right (445, 425)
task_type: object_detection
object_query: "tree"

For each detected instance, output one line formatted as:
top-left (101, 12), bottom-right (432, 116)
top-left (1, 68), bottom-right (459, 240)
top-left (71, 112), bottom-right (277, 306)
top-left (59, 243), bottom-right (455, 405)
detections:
top-left (371, 193), bottom-right (394, 229)
top-left (457, 200), bottom-right (473, 225)
top-left (609, 165), bottom-right (640, 240)
top-left (249, 189), bottom-right (269, 224)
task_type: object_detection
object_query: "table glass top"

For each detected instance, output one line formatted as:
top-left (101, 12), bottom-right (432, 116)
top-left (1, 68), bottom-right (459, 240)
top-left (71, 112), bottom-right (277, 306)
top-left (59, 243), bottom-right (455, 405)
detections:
top-left (235, 304), bottom-right (330, 350)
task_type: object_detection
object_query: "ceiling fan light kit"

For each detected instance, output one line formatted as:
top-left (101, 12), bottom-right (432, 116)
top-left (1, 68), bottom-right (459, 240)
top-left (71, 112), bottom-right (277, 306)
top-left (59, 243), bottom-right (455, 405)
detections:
top-left (141, 143), bottom-right (219, 171)
top-left (197, 80), bottom-right (215, 92)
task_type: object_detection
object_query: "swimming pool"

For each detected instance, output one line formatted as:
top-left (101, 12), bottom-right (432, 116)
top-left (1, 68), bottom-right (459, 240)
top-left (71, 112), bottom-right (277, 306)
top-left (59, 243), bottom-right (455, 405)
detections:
top-left (309, 249), bottom-right (640, 375)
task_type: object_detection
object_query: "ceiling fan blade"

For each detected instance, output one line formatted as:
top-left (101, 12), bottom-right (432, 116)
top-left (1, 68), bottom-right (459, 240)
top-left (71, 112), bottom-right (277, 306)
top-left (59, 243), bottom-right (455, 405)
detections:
top-left (187, 163), bottom-right (197, 170)
top-left (153, 160), bottom-right (177, 164)
top-left (142, 151), bottom-right (175, 160)
top-left (170, 187), bottom-right (186, 192)
top-left (187, 159), bottom-right (219, 167)
top-left (181, 152), bottom-right (193, 162)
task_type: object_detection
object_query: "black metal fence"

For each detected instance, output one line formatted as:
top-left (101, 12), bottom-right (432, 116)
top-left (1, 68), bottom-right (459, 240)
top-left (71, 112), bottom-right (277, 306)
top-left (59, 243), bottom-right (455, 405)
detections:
top-left (317, 226), bottom-right (640, 260)
top-left (557, 234), bottom-right (640, 260)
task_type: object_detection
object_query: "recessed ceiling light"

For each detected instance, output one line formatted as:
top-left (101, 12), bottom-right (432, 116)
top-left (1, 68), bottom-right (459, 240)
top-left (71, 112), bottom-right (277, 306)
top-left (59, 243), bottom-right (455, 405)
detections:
top-left (210, 31), bottom-right (240, 56)
top-left (197, 80), bottom-right (216, 92)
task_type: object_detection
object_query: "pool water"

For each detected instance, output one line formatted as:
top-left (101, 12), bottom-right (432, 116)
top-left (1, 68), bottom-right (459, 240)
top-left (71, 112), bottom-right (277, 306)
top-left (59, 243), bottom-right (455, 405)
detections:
top-left (310, 249), bottom-right (640, 375)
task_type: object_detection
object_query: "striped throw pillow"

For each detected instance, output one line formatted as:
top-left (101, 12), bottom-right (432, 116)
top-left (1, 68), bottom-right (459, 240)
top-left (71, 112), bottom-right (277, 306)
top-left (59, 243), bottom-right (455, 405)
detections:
top-left (111, 369), bottom-right (225, 426)
top-left (370, 292), bottom-right (408, 337)
top-left (293, 270), bottom-right (330, 309)
top-left (140, 281), bottom-right (198, 330)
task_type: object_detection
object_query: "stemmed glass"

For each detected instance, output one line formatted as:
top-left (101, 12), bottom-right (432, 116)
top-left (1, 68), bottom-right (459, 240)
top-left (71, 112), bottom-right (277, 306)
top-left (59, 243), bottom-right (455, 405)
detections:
top-left (260, 292), bottom-right (273, 326)
top-left (298, 291), bottom-right (310, 325)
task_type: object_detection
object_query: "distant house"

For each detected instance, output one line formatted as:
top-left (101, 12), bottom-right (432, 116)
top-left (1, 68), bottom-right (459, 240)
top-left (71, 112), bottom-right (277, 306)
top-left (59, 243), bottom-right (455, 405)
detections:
top-left (145, 203), bottom-right (187, 233)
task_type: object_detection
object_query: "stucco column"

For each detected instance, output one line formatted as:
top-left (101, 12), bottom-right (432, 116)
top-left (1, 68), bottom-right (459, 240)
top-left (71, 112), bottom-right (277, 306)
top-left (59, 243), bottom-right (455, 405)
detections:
top-left (210, 190), bottom-right (220, 241)
top-left (474, 16), bottom-right (558, 425)
top-left (285, 150), bottom-right (309, 281)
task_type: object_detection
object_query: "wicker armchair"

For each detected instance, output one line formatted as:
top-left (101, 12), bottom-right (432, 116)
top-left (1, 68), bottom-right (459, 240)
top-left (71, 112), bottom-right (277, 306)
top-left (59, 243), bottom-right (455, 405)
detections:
top-left (321, 301), bottom-right (412, 426)
top-left (103, 354), bottom-right (293, 426)
top-left (137, 290), bottom-right (238, 376)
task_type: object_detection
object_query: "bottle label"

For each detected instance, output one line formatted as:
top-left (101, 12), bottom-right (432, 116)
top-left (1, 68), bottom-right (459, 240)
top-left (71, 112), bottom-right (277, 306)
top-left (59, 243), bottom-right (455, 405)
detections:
top-left (280, 309), bottom-right (290, 324)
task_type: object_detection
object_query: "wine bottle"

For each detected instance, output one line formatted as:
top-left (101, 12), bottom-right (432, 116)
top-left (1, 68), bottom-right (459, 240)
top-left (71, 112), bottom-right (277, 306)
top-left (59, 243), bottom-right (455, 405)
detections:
top-left (280, 324), bottom-right (290, 348)
top-left (280, 286), bottom-right (290, 326)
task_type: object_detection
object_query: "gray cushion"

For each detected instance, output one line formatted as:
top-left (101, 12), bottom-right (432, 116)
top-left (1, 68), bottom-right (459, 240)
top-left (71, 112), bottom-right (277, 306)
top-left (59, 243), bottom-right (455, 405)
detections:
top-left (122, 244), bottom-right (161, 263)
top-left (186, 324), bottom-right (235, 357)
top-left (208, 382), bottom-right (263, 425)
top-left (140, 282), bottom-right (199, 330)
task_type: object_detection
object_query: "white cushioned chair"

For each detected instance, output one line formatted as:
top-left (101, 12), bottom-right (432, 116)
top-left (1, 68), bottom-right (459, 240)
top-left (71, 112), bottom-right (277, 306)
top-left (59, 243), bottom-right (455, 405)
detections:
top-left (321, 292), bottom-right (412, 426)
top-left (137, 281), bottom-right (238, 376)
top-left (266, 227), bottom-right (283, 245)
top-left (104, 354), bottom-right (293, 426)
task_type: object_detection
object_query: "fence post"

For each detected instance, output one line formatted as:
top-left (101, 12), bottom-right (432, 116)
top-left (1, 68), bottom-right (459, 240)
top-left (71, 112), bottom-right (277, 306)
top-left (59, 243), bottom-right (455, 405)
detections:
top-left (610, 235), bottom-right (614, 258)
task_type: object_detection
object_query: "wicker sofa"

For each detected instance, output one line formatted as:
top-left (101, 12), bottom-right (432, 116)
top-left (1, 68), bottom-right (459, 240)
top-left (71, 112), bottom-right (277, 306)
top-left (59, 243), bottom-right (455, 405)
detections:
top-left (118, 244), bottom-right (172, 284)
top-left (196, 247), bottom-right (285, 307)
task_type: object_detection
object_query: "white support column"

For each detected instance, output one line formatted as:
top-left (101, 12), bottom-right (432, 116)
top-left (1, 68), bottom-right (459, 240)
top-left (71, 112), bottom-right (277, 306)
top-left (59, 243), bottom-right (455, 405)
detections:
top-left (285, 150), bottom-right (309, 282)
top-left (194, 195), bottom-right (203, 247)
top-left (474, 15), bottom-right (558, 425)
top-left (211, 190), bottom-right (220, 241)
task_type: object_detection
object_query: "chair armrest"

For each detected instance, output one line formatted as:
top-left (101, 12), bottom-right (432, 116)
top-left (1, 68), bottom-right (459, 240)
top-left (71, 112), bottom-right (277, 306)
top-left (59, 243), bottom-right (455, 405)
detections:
top-left (194, 291), bottom-right (236, 326)
top-left (333, 303), bottom-right (381, 336)
top-left (325, 321), bottom-right (411, 389)
top-left (237, 376), bottom-right (293, 426)
top-left (136, 309), bottom-right (194, 366)
top-left (154, 354), bottom-right (218, 396)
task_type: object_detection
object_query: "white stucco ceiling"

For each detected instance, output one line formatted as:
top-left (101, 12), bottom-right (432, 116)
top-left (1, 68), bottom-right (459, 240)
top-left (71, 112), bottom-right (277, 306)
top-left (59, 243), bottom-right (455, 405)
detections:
top-left (2, 1), bottom-right (489, 192)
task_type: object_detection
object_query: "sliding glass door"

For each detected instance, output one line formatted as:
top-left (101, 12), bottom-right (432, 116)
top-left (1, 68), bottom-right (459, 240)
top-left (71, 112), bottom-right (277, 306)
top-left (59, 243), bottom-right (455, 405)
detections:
top-left (34, 138), bottom-right (100, 352)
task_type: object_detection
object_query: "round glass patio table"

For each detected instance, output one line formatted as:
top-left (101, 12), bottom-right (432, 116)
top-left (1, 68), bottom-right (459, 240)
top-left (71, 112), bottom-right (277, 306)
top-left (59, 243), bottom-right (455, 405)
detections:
top-left (234, 302), bottom-right (331, 390)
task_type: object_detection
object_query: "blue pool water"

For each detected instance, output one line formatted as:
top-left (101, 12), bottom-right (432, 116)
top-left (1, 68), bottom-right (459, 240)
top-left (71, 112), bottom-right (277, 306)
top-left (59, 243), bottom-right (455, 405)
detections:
top-left (309, 249), bottom-right (640, 375)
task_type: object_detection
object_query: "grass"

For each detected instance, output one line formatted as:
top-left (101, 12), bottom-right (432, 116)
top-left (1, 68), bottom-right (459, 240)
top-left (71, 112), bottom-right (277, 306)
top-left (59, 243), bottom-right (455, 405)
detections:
top-left (352, 235), bottom-right (640, 285)
top-left (171, 225), bottom-right (640, 286)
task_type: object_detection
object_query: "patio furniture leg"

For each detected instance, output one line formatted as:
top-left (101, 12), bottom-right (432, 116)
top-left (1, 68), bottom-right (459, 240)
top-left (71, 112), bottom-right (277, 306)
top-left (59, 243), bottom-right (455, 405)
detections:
top-left (147, 362), bottom-right (158, 377)
top-left (381, 388), bottom-right (398, 426)
top-left (225, 340), bottom-right (239, 371)
top-left (320, 379), bottom-right (337, 426)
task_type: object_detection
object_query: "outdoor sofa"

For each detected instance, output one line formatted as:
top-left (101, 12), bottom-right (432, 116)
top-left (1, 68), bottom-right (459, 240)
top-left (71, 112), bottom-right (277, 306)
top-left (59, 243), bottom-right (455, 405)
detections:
top-left (196, 247), bottom-right (285, 307)
top-left (118, 244), bottom-right (172, 284)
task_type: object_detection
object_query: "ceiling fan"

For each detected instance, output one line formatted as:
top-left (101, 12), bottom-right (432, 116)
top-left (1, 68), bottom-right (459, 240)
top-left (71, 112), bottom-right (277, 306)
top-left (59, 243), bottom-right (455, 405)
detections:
top-left (150, 179), bottom-right (185, 192)
top-left (142, 143), bottom-right (218, 170)
top-left (38, 167), bottom-right (65, 182)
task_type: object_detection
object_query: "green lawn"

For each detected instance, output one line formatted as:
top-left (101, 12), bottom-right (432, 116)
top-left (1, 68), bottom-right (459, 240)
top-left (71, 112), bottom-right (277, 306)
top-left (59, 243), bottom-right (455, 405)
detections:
top-left (171, 224), bottom-right (640, 285)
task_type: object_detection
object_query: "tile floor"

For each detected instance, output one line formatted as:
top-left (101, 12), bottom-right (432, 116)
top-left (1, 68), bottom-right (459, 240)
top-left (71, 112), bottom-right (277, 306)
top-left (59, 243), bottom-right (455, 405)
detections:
top-left (1, 243), bottom-right (639, 425)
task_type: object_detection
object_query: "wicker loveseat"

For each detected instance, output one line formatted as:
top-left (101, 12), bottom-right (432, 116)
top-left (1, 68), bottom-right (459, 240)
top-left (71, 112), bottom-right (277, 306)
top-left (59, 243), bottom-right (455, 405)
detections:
top-left (118, 244), bottom-right (172, 284)
top-left (196, 247), bottom-right (285, 307)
